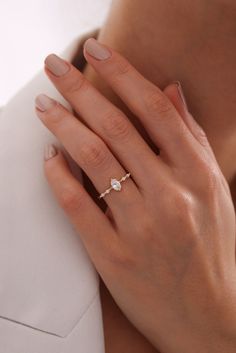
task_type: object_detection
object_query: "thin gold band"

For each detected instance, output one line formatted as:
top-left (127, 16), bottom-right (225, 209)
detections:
top-left (98, 172), bottom-right (131, 199)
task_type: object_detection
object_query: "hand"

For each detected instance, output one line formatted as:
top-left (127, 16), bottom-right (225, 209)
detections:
top-left (35, 38), bottom-right (236, 353)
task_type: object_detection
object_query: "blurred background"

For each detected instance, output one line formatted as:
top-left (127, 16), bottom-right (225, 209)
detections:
top-left (0, 0), bottom-right (112, 106)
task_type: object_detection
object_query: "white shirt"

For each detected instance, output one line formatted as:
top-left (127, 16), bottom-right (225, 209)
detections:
top-left (0, 28), bottom-right (105, 353)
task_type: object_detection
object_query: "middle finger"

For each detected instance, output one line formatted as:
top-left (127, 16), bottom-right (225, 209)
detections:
top-left (43, 54), bottom-right (168, 189)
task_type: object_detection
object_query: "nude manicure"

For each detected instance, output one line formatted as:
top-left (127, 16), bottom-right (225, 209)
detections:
top-left (175, 81), bottom-right (188, 110)
top-left (45, 54), bottom-right (70, 76)
top-left (84, 38), bottom-right (112, 61)
top-left (44, 144), bottom-right (58, 161)
top-left (35, 94), bottom-right (56, 112)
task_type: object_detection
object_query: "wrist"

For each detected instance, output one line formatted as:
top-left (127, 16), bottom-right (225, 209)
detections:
top-left (187, 294), bottom-right (236, 353)
top-left (149, 292), bottom-right (236, 353)
top-left (187, 300), bottom-right (236, 353)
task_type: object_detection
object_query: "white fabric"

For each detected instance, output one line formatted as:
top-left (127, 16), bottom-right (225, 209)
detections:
top-left (0, 31), bottom-right (105, 352)
top-left (0, 0), bottom-right (112, 106)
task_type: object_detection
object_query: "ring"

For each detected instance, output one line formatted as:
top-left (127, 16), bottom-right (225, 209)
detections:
top-left (98, 172), bottom-right (131, 199)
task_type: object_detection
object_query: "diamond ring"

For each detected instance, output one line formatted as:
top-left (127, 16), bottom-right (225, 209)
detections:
top-left (98, 172), bottom-right (131, 199)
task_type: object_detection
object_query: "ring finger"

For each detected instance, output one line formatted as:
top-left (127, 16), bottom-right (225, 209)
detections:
top-left (35, 95), bottom-right (142, 215)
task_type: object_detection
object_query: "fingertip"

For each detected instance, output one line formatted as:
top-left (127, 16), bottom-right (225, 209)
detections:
top-left (44, 53), bottom-right (71, 77)
top-left (44, 53), bottom-right (56, 66)
top-left (44, 143), bottom-right (58, 162)
top-left (164, 82), bottom-right (211, 151)
top-left (164, 82), bottom-right (188, 112)
top-left (43, 144), bottom-right (71, 184)
top-left (83, 37), bottom-right (112, 61)
top-left (163, 82), bottom-right (191, 126)
top-left (174, 81), bottom-right (188, 110)
top-left (44, 145), bottom-right (69, 168)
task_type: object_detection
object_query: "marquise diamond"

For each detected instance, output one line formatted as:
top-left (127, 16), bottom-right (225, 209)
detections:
top-left (111, 178), bottom-right (121, 191)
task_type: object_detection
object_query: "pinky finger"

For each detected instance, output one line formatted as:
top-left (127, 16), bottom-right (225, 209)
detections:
top-left (164, 82), bottom-right (217, 160)
top-left (164, 83), bottom-right (231, 194)
top-left (44, 143), bottom-right (116, 265)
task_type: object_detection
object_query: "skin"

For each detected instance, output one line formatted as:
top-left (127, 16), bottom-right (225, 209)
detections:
top-left (33, 0), bottom-right (236, 351)
top-left (83, 0), bottom-right (236, 184)
top-left (79, 0), bottom-right (236, 350)
top-left (35, 41), bottom-right (236, 352)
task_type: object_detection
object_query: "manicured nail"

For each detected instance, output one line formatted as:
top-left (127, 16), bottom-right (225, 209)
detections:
top-left (84, 38), bottom-right (112, 61)
top-left (174, 81), bottom-right (188, 110)
top-left (45, 54), bottom-right (70, 76)
top-left (44, 143), bottom-right (58, 161)
top-left (35, 94), bottom-right (56, 112)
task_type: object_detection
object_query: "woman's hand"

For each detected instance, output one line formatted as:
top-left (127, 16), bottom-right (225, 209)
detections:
top-left (35, 38), bottom-right (236, 353)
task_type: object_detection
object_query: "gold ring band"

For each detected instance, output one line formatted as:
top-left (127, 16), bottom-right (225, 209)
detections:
top-left (98, 172), bottom-right (131, 199)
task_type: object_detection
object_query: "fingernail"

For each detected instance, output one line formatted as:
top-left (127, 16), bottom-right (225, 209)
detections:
top-left (44, 143), bottom-right (58, 161)
top-left (84, 38), bottom-right (112, 61)
top-left (174, 81), bottom-right (188, 111)
top-left (45, 54), bottom-right (70, 76)
top-left (35, 94), bottom-right (56, 112)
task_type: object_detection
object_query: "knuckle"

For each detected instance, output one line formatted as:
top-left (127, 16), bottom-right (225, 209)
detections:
top-left (110, 58), bottom-right (132, 83)
top-left (204, 166), bottom-right (221, 192)
top-left (129, 212), bottom-right (157, 244)
top-left (67, 74), bottom-right (89, 95)
top-left (196, 127), bottom-right (209, 147)
top-left (138, 214), bottom-right (156, 237)
top-left (48, 109), bottom-right (68, 128)
top-left (161, 186), bottom-right (200, 248)
top-left (105, 246), bottom-right (135, 271)
top-left (79, 140), bottom-right (111, 169)
top-left (144, 89), bottom-right (173, 116)
top-left (102, 110), bottom-right (131, 141)
top-left (191, 155), bottom-right (222, 200)
top-left (171, 190), bottom-right (198, 231)
top-left (173, 190), bottom-right (193, 213)
top-left (196, 157), bottom-right (221, 192)
top-left (60, 186), bottom-right (85, 213)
